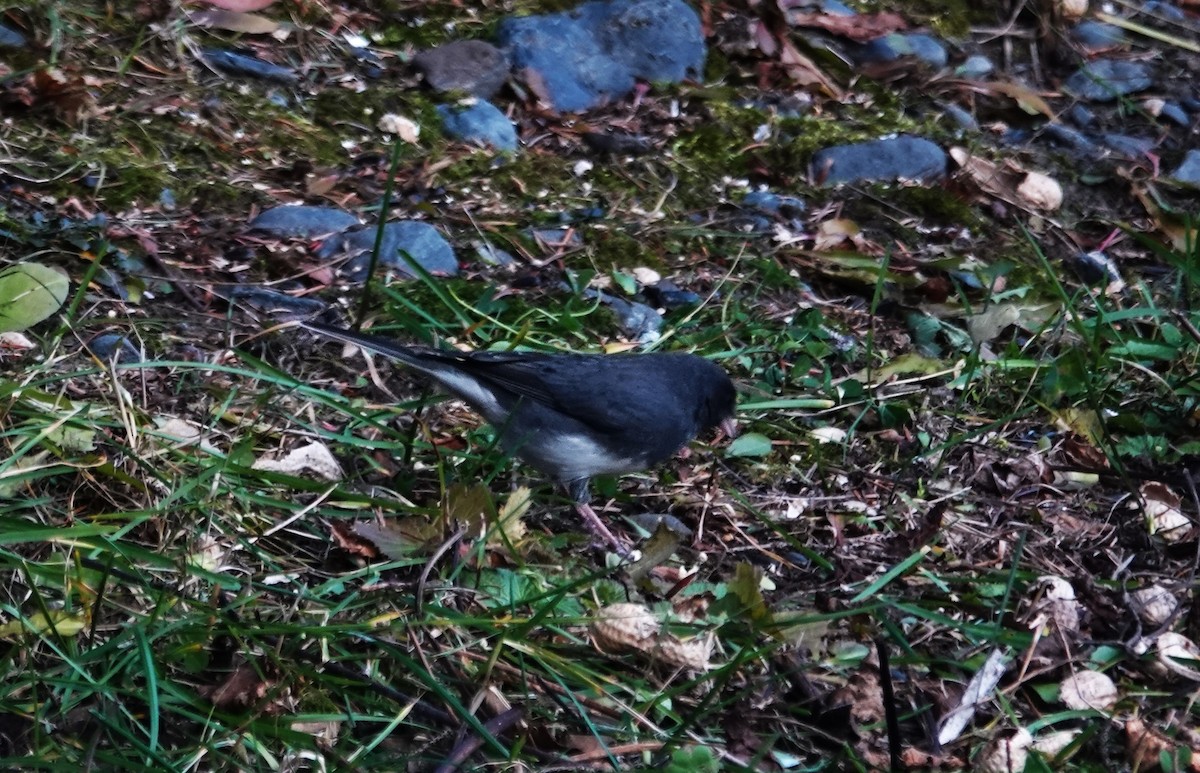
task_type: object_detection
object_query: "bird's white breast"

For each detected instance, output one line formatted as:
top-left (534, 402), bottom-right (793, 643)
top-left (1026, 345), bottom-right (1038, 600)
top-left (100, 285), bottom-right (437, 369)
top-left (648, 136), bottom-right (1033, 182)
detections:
top-left (526, 430), bottom-right (638, 482)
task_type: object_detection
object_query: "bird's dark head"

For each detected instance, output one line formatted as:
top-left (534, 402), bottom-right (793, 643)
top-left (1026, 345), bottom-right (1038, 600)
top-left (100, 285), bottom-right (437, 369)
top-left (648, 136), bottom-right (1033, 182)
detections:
top-left (696, 361), bottom-right (738, 440)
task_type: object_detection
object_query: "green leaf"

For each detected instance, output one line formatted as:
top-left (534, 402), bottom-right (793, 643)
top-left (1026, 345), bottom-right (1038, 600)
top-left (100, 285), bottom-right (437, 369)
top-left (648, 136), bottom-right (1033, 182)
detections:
top-left (0, 263), bottom-right (69, 333)
top-left (725, 432), bottom-right (772, 458)
top-left (610, 270), bottom-right (637, 295)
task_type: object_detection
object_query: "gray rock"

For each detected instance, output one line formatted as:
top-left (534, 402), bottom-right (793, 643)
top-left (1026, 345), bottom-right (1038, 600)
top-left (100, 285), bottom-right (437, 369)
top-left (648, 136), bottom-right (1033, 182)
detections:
top-left (328, 221), bottom-right (459, 281)
top-left (1156, 101), bottom-right (1190, 127)
top-left (1068, 103), bottom-right (1097, 127)
top-left (437, 100), bottom-right (518, 152)
top-left (86, 334), bottom-right (141, 364)
top-left (228, 287), bottom-right (328, 315)
top-left (473, 240), bottom-right (516, 266)
top-left (1064, 59), bottom-right (1153, 101)
top-left (1043, 122), bottom-right (1096, 152)
top-left (496, 0), bottom-right (705, 113)
top-left (529, 227), bottom-right (584, 248)
top-left (1141, 1), bottom-right (1187, 22)
top-left (942, 103), bottom-right (978, 131)
top-left (202, 49), bottom-right (298, 84)
top-left (1170, 149), bottom-right (1200, 186)
top-left (642, 280), bottom-right (701, 309)
top-left (812, 135), bottom-right (947, 185)
top-left (819, 0), bottom-right (855, 14)
top-left (249, 206), bottom-right (360, 237)
top-left (0, 23), bottom-right (26, 48)
top-left (582, 289), bottom-right (661, 342)
top-left (414, 40), bottom-right (509, 99)
top-left (743, 190), bottom-right (806, 217)
top-left (955, 54), bottom-right (994, 79)
top-left (582, 131), bottom-right (655, 155)
top-left (1101, 133), bottom-right (1154, 158)
top-left (1070, 21), bottom-right (1126, 49)
top-left (856, 33), bottom-right (948, 69)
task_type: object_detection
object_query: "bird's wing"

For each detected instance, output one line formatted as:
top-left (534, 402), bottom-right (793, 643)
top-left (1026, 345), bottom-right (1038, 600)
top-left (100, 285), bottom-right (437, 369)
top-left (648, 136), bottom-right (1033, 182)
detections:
top-left (301, 320), bottom-right (565, 408)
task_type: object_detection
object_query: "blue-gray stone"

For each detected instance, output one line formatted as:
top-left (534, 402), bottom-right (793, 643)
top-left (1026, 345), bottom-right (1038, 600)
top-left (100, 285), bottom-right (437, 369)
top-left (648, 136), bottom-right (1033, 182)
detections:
top-left (496, 0), bottom-right (705, 113)
top-left (87, 334), bottom-right (141, 364)
top-left (812, 136), bottom-right (947, 185)
top-left (0, 23), bottom-right (26, 48)
top-left (820, 0), bottom-right (855, 14)
top-left (942, 103), bottom-right (978, 131)
top-left (249, 206), bottom-right (360, 237)
top-left (1070, 21), bottom-right (1126, 49)
top-left (594, 0), bottom-right (705, 82)
top-left (414, 40), bottom-right (509, 99)
top-left (743, 190), bottom-right (806, 216)
top-left (1101, 133), bottom-right (1154, 158)
top-left (437, 100), bottom-right (518, 152)
top-left (334, 221), bottom-right (459, 280)
top-left (1142, 1), bottom-right (1187, 22)
top-left (643, 280), bottom-right (701, 309)
top-left (1171, 149), bottom-right (1200, 186)
top-left (1043, 123), bottom-right (1096, 152)
top-left (955, 54), bottom-right (994, 79)
top-left (856, 33), bottom-right (947, 69)
top-left (1064, 59), bottom-right (1153, 101)
top-left (1068, 103), bottom-right (1097, 127)
top-left (228, 286), bottom-right (328, 315)
top-left (474, 240), bottom-right (516, 266)
top-left (583, 289), bottom-right (661, 342)
top-left (202, 49), bottom-right (298, 84)
top-left (528, 227), bottom-right (584, 248)
top-left (1157, 101), bottom-right (1189, 127)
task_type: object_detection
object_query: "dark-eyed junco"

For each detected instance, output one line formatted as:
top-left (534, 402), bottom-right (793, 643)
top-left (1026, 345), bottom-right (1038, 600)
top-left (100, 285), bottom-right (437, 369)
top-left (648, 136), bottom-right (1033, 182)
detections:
top-left (299, 320), bottom-right (737, 552)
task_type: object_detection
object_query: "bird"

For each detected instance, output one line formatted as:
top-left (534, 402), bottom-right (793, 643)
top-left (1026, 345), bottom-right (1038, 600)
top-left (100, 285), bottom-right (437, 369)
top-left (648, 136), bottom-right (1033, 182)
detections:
top-left (298, 320), bottom-right (737, 553)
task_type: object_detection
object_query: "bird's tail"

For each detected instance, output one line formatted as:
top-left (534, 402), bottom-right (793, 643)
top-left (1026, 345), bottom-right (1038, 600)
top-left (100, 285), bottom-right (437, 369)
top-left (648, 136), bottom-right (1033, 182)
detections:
top-left (299, 320), bottom-right (431, 365)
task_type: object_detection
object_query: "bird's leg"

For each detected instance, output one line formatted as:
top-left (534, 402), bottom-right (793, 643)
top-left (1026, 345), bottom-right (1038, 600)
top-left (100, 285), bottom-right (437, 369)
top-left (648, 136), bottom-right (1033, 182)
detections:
top-left (566, 478), bottom-right (630, 556)
top-left (574, 501), bottom-right (630, 556)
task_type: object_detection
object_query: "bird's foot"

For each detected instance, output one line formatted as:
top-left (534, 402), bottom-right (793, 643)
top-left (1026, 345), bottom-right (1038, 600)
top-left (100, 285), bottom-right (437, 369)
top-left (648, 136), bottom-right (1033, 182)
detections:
top-left (575, 502), bottom-right (632, 558)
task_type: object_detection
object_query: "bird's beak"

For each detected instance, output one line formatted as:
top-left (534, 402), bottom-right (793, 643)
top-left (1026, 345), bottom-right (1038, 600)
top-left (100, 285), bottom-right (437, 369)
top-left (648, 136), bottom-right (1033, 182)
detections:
top-left (719, 417), bottom-right (739, 441)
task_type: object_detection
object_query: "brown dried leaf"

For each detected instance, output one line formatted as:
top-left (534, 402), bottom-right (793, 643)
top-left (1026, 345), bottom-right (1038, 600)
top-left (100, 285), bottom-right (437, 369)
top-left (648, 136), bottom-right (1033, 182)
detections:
top-left (813, 218), bottom-right (862, 251)
top-left (187, 9), bottom-right (279, 33)
top-left (980, 81), bottom-right (1056, 118)
top-left (203, 663), bottom-right (277, 711)
top-left (329, 521), bottom-right (379, 559)
top-left (1133, 185), bottom-right (1200, 253)
top-left (787, 11), bottom-right (908, 42)
top-left (829, 668), bottom-right (885, 726)
top-left (778, 38), bottom-right (843, 97)
top-left (1059, 435), bottom-right (1110, 470)
top-left (31, 68), bottom-right (97, 123)
top-left (1126, 716), bottom-right (1200, 772)
top-left (950, 147), bottom-right (1062, 212)
top-left (1141, 482), bottom-right (1192, 543)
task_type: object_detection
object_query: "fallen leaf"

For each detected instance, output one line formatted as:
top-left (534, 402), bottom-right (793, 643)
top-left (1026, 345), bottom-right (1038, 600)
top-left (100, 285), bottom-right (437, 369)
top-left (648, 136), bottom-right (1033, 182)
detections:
top-left (0, 263), bottom-right (69, 333)
top-left (252, 442), bottom-right (343, 481)
top-left (787, 11), bottom-right (907, 42)
top-left (329, 521), bottom-right (379, 559)
top-left (200, 0), bottom-right (276, 11)
top-left (187, 9), bottom-right (280, 34)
